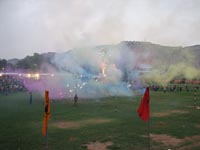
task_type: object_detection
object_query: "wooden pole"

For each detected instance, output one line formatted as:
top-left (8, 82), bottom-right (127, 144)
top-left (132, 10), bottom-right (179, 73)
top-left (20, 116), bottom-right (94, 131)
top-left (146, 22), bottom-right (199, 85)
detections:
top-left (45, 127), bottom-right (48, 150)
top-left (147, 119), bottom-right (150, 150)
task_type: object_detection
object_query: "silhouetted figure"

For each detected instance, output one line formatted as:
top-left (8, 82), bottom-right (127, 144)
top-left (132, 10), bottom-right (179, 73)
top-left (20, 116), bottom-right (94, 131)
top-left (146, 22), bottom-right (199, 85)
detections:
top-left (179, 87), bottom-right (182, 92)
top-left (186, 85), bottom-right (189, 92)
top-left (163, 87), bottom-right (166, 93)
top-left (74, 93), bottom-right (78, 105)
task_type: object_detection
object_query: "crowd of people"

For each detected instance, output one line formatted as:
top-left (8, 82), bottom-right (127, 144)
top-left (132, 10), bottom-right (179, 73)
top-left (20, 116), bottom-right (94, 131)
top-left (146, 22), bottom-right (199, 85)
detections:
top-left (0, 75), bottom-right (26, 95)
top-left (150, 84), bottom-right (199, 92)
top-left (0, 75), bottom-right (199, 96)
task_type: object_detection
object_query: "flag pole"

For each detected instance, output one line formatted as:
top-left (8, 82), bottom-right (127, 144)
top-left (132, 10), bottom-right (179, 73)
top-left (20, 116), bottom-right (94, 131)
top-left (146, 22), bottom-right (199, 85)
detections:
top-left (148, 86), bottom-right (151, 150)
top-left (137, 86), bottom-right (150, 150)
top-left (42, 90), bottom-right (50, 150)
top-left (45, 127), bottom-right (48, 150)
top-left (147, 118), bottom-right (150, 150)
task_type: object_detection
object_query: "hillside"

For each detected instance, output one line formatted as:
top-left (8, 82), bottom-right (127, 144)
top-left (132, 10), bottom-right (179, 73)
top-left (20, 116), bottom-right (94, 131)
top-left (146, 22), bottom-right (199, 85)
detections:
top-left (1, 41), bottom-right (200, 83)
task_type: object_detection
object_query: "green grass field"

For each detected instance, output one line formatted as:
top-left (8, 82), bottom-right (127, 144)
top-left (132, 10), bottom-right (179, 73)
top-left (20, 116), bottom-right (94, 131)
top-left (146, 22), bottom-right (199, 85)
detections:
top-left (0, 90), bottom-right (199, 150)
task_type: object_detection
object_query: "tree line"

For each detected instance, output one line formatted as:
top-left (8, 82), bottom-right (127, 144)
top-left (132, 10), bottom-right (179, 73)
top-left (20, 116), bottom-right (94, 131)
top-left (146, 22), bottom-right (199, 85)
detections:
top-left (0, 52), bottom-right (56, 72)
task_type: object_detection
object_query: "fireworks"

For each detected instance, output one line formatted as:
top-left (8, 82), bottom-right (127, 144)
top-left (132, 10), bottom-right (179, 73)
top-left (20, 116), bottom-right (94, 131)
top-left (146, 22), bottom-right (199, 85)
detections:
top-left (100, 48), bottom-right (107, 77)
top-left (101, 62), bottom-right (106, 77)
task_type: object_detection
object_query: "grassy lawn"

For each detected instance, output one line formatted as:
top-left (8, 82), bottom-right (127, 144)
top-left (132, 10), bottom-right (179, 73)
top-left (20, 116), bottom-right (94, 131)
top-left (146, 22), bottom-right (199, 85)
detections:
top-left (0, 89), bottom-right (199, 150)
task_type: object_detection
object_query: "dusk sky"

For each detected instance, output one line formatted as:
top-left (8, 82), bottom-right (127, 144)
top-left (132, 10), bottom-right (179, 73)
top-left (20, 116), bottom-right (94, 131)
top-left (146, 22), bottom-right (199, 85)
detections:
top-left (0, 0), bottom-right (200, 59)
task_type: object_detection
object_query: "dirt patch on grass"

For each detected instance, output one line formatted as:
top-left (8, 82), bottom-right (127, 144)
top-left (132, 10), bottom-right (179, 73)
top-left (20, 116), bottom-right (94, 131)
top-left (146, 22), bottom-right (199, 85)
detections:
top-left (52, 118), bottom-right (113, 129)
top-left (154, 121), bottom-right (167, 128)
top-left (195, 124), bottom-right (200, 128)
top-left (187, 105), bottom-right (200, 109)
top-left (68, 137), bottom-right (77, 142)
top-left (151, 134), bottom-right (200, 149)
top-left (177, 142), bottom-right (200, 150)
top-left (196, 106), bottom-right (200, 110)
top-left (84, 141), bottom-right (112, 150)
top-left (152, 110), bottom-right (189, 117)
top-left (184, 135), bottom-right (200, 141)
top-left (54, 121), bottom-right (80, 129)
top-left (177, 135), bottom-right (200, 150)
top-left (150, 134), bottom-right (183, 146)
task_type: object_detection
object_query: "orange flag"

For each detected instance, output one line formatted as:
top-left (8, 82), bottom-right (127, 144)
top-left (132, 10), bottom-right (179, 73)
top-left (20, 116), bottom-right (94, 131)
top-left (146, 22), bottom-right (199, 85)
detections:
top-left (42, 115), bottom-right (48, 136)
top-left (137, 87), bottom-right (150, 122)
top-left (42, 91), bottom-right (50, 136)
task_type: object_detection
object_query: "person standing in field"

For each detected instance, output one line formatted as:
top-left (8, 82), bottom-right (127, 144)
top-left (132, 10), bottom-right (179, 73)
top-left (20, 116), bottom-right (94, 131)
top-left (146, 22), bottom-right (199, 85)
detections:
top-left (74, 93), bottom-right (78, 105)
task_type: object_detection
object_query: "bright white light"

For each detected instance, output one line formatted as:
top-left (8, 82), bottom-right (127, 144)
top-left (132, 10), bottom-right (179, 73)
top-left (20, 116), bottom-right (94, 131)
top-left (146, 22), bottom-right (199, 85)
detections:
top-left (127, 84), bottom-right (131, 88)
top-left (82, 82), bottom-right (87, 86)
top-left (0, 73), bottom-right (2, 77)
top-left (51, 74), bottom-right (54, 77)
top-left (35, 73), bottom-right (40, 79)
top-left (27, 74), bottom-right (31, 78)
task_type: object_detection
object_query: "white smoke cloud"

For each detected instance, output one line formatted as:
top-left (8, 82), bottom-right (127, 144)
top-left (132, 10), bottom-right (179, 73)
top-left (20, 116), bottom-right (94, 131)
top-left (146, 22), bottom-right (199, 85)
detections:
top-left (49, 45), bottom-right (137, 98)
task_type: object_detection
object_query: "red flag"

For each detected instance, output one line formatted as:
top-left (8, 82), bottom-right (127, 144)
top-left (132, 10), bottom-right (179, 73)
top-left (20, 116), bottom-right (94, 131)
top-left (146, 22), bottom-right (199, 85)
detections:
top-left (137, 87), bottom-right (150, 122)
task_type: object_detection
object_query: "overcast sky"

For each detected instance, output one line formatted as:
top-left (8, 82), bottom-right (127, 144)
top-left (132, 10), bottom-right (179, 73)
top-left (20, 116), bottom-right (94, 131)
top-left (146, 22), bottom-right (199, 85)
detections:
top-left (0, 0), bottom-right (200, 59)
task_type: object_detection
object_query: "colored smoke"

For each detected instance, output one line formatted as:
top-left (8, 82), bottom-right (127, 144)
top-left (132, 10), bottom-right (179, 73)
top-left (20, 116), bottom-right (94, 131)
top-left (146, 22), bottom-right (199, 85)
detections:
top-left (7, 42), bottom-right (200, 99)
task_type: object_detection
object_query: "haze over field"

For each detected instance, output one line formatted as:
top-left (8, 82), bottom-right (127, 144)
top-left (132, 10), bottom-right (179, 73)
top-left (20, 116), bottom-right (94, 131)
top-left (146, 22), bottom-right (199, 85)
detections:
top-left (1, 41), bottom-right (199, 98)
top-left (0, 0), bottom-right (200, 98)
